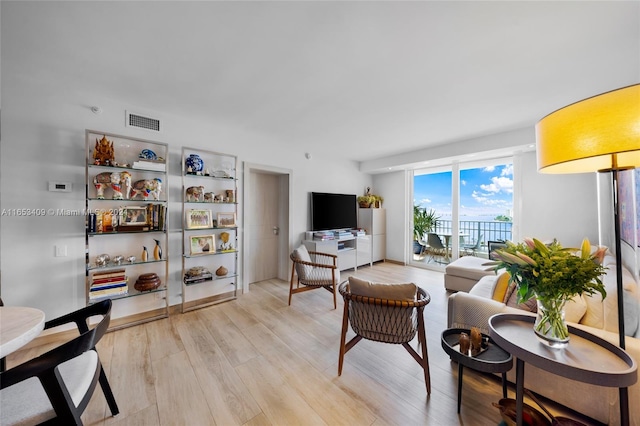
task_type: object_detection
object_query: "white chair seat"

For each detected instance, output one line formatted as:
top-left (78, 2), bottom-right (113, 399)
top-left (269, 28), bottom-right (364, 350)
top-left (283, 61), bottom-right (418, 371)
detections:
top-left (1, 350), bottom-right (99, 426)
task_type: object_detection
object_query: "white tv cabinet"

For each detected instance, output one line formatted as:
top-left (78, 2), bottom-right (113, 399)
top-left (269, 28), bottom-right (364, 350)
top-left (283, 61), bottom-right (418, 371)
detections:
top-left (303, 234), bottom-right (371, 271)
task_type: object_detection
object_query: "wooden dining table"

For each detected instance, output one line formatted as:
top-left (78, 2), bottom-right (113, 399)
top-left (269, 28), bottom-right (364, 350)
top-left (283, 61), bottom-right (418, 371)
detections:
top-left (0, 306), bottom-right (46, 359)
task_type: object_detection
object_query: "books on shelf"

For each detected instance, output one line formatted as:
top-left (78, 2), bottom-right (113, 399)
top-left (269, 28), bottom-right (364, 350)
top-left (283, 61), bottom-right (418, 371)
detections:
top-left (313, 231), bottom-right (335, 241)
top-left (334, 230), bottom-right (352, 239)
top-left (351, 228), bottom-right (366, 237)
top-left (132, 160), bottom-right (166, 172)
top-left (90, 270), bottom-right (128, 299)
top-left (89, 286), bottom-right (128, 300)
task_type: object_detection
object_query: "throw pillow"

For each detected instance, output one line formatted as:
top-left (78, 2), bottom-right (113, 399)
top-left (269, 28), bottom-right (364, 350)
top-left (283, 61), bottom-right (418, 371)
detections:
top-left (491, 272), bottom-right (511, 302)
top-left (293, 244), bottom-right (313, 276)
top-left (504, 283), bottom-right (538, 313)
top-left (564, 294), bottom-right (588, 324)
top-left (348, 276), bottom-right (417, 301)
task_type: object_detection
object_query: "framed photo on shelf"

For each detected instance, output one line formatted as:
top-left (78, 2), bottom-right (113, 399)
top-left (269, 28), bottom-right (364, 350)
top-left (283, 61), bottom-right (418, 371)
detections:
top-left (217, 212), bottom-right (236, 227)
top-left (190, 234), bottom-right (215, 255)
top-left (186, 209), bottom-right (213, 229)
top-left (122, 206), bottom-right (147, 225)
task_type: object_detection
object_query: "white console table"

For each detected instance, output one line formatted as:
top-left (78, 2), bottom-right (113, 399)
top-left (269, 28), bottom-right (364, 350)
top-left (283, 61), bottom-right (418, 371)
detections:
top-left (304, 235), bottom-right (371, 271)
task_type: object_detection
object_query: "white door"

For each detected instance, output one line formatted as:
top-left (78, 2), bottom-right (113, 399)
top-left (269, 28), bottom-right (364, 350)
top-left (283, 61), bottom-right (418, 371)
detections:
top-left (248, 172), bottom-right (281, 283)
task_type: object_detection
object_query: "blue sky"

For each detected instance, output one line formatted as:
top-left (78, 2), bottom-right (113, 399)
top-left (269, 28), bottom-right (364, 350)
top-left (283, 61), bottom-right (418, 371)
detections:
top-left (414, 163), bottom-right (513, 219)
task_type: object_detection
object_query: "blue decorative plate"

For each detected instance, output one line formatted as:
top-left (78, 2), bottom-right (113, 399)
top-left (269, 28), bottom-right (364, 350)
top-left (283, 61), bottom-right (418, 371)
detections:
top-left (139, 149), bottom-right (157, 160)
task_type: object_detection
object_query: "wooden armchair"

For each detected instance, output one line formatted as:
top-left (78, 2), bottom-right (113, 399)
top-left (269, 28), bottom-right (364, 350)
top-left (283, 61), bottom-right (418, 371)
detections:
top-left (289, 244), bottom-right (340, 309)
top-left (0, 300), bottom-right (118, 425)
top-left (338, 278), bottom-right (432, 394)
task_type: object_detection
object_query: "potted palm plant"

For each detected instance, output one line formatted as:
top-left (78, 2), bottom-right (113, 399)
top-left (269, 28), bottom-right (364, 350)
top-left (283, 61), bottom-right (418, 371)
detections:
top-left (413, 205), bottom-right (438, 254)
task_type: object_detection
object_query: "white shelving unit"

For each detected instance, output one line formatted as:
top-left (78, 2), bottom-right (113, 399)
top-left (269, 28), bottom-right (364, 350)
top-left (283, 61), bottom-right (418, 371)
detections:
top-left (358, 208), bottom-right (386, 263)
top-left (181, 147), bottom-right (239, 312)
top-left (85, 130), bottom-right (169, 330)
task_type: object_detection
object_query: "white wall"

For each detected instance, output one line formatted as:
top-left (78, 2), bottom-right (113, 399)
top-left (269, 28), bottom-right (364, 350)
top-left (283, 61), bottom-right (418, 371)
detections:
top-left (372, 171), bottom-right (407, 262)
top-left (519, 151), bottom-right (599, 246)
top-left (0, 91), bottom-right (371, 319)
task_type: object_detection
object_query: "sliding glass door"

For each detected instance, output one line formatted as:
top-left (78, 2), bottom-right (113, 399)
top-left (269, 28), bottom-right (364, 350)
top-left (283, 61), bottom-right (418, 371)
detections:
top-left (411, 158), bottom-right (513, 268)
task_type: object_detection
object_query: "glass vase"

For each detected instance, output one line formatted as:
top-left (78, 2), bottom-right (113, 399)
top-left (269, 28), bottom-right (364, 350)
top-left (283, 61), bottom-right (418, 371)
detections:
top-left (534, 298), bottom-right (569, 348)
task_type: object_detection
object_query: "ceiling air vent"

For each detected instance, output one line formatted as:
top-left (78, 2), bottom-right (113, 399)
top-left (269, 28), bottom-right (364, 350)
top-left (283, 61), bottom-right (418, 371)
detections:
top-left (125, 111), bottom-right (161, 132)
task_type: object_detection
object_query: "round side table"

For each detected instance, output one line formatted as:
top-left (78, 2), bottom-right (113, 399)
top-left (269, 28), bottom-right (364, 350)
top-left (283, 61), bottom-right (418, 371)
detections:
top-left (441, 328), bottom-right (513, 413)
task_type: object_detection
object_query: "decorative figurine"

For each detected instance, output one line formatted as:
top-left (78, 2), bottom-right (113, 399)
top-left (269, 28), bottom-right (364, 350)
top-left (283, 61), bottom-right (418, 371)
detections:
top-left (153, 239), bottom-right (162, 260)
top-left (141, 246), bottom-right (148, 262)
top-left (93, 135), bottom-right (115, 166)
top-left (185, 186), bottom-right (204, 202)
top-left (112, 255), bottom-right (124, 265)
top-left (459, 332), bottom-right (470, 355)
top-left (93, 171), bottom-right (131, 200)
top-left (95, 253), bottom-right (110, 267)
top-left (119, 171), bottom-right (132, 199)
top-left (126, 255), bottom-right (136, 263)
top-left (216, 266), bottom-right (228, 277)
top-left (130, 178), bottom-right (163, 200)
top-left (204, 192), bottom-right (215, 203)
top-left (470, 327), bottom-right (483, 356)
top-left (225, 190), bottom-right (235, 203)
top-left (149, 178), bottom-right (162, 200)
top-left (219, 232), bottom-right (233, 251)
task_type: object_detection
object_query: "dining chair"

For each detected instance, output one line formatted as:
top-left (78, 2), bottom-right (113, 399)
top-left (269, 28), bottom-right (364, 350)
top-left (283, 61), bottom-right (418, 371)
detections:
top-left (462, 234), bottom-right (483, 256)
top-left (0, 299), bottom-right (119, 425)
top-left (289, 244), bottom-right (340, 309)
top-left (338, 278), bottom-right (432, 394)
top-left (427, 233), bottom-right (447, 263)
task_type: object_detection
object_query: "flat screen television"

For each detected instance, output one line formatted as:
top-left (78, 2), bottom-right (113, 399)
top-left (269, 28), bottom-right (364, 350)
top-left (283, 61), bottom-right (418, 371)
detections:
top-left (310, 192), bottom-right (357, 231)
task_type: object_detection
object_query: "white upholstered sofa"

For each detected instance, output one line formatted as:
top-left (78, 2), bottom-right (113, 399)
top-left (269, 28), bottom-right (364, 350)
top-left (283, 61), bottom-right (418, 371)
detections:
top-left (448, 254), bottom-right (640, 425)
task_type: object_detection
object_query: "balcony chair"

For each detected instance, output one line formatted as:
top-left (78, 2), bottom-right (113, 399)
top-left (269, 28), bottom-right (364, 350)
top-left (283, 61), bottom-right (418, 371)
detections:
top-left (289, 244), bottom-right (340, 309)
top-left (338, 278), bottom-right (432, 394)
top-left (426, 232), bottom-right (447, 263)
top-left (416, 234), bottom-right (429, 258)
top-left (0, 299), bottom-right (119, 425)
top-left (462, 234), bottom-right (483, 256)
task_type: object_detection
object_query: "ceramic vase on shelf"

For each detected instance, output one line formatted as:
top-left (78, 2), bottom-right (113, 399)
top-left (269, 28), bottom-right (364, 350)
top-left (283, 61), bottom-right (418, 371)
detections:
top-left (153, 239), bottom-right (162, 260)
top-left (185, 154), bottom-right (204, 173)
top-left (533, 297), bottom-right (569, 348)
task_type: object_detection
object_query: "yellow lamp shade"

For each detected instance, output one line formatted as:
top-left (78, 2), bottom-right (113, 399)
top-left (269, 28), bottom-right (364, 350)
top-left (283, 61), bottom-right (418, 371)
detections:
top-left (536, 84), bottom-right (640, 173)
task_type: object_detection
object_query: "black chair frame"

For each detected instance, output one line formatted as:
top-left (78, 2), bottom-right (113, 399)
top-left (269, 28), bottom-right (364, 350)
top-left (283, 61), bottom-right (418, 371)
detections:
top-left (0, 300), bottom-right (119, 425)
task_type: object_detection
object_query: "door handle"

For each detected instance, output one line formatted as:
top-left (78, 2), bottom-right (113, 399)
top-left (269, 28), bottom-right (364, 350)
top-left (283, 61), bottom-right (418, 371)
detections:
top-left (272, 226), bottom-right (279, 235)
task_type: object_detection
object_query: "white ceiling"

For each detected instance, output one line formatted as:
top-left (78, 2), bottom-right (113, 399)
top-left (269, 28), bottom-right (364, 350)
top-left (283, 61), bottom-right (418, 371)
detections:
top-left (3, 1), bottom-right (639, 165)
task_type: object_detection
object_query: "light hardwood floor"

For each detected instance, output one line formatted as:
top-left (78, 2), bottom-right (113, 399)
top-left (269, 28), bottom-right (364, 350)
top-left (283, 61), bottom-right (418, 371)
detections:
top-left (7, 262), bottom-right (599, 425)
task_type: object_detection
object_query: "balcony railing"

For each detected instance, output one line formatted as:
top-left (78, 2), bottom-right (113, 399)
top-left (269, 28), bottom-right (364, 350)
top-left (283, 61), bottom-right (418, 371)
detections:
top-left (431, 219), bottom-right (512, 255)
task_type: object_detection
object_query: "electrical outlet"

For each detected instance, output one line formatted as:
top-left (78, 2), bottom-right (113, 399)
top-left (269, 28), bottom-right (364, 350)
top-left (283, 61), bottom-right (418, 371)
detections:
top-left (55, 245), bottom-right (68, 257)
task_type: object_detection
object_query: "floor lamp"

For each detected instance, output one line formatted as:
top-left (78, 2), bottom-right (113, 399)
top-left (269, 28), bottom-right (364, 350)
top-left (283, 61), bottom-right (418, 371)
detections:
top-left (536, 83), bottom-right (640, 425)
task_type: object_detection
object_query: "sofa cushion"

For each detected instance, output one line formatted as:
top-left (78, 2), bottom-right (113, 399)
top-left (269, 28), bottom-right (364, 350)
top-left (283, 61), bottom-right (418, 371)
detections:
top-left (581, 261), bottom-right (639, 336)
top-left (445, 256), bottom-right (495, 281)
top-left (564, 294), bottom-right (588, 324)
top-left (469, 275), bottom-right (499, 299)
top-left (348, 276), bottom-right (416, 301)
